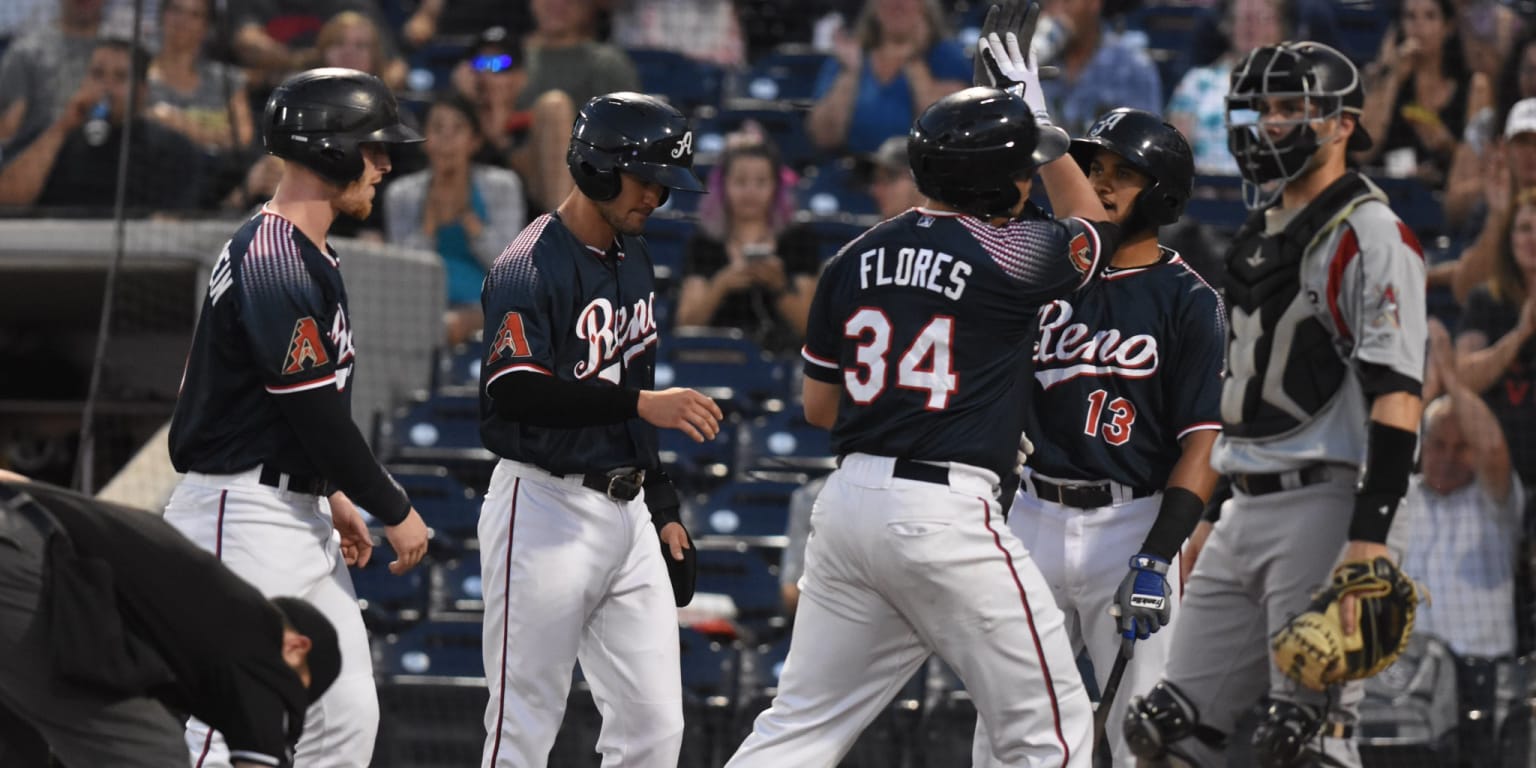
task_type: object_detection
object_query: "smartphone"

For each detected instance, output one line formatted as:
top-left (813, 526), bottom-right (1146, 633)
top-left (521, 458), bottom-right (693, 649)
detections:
top-left (743, 244), bottom-right (774, 261)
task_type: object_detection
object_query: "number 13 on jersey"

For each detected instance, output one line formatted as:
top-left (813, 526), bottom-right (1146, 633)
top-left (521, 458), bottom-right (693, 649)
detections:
top-left (843, 308), bottom-right (958, 410)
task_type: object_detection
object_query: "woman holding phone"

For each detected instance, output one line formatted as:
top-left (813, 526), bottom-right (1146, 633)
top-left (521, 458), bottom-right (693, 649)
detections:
top-left (675, 133), bottom-right (819, 355)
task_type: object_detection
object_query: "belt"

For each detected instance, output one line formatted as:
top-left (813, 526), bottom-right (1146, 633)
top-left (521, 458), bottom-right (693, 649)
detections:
top-left (555, 468), bottom-right (645, 502)
top-left (1230, 464), bottom-right (1335, 497)
top-left (1029, 476), bottom-right (1155, 510)
top-left (257, 465), bottom-right (327, 496)
top-left (891, 458), bottom-right (950, 486)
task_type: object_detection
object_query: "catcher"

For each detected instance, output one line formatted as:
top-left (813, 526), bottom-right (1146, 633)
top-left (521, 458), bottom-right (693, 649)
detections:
top-left (1123, 41), bottom-right (1427, 768)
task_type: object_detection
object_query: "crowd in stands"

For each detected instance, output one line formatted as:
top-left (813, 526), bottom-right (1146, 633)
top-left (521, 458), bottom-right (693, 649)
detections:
top-left (6, 0), bottom-right (1536, 758)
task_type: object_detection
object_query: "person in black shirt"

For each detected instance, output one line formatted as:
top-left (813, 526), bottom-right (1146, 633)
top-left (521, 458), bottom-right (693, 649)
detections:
top-left (0, 474), bottom-right (340, 768)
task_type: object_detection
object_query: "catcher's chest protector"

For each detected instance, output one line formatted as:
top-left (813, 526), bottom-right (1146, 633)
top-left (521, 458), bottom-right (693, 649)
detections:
top-left (1221, 173), bottom-right (1377, 439)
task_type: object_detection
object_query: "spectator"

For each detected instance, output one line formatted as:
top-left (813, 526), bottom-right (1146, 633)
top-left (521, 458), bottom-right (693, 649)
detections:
top-left (384, 94), bottom-right (527, 347)
top-left (1444, 100), bottom-right (1536, 302)
top-left (1166, 0), bottom-right (1289, 176)
top-left (0, 37), bottom-right (204, 213)
top-left (147, 0), bottom-right (254, 153)
top-left (1455, 0), bottom-right (1523, 82)
top-left (1035, 0), bottom-right (1163, 136)
top-left (1392, 319), bottom-right (1524, 767)
top-left (1496, 30), bottom-right (1536, 133)
top-left (609, 0), bottom-right (746, 68)
top-left (779, 475), bottom-right (828, 616)
top-left (314, 9), bottom-right (403, 90)
top-left (0, 0), bottom-right (107, 146)
top-left (1359, 0), bottom-right (1491, 188)
top-left (1455, 189), bottom-right (1536, 488)
top-left (861, 135), bottom-right (923, 219)
top-left (226, 0), bottom-right (404, 90)
top-left (675, 136), bottom-right (819, 354)
top-left (807, 0), bottom-right (969, 155)
top-left (400, 0), bottom-right (535, 50)
top-left (450, 26), bottom-right (530, 170)
top-left (510, 0), bottom-right (641, 212)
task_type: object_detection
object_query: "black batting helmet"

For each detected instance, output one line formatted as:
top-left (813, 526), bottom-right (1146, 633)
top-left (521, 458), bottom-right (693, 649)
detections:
top-left (567, 92), bottom-right (705, 205)
top-left (1069, 108), bottom-right (1194, 232)
top-left (908, 87), bottom-right (1066, 220)
top-left (1226, 42), bottom-right (1369, 206)
top-left (263, 68), bottom-right (423, 185)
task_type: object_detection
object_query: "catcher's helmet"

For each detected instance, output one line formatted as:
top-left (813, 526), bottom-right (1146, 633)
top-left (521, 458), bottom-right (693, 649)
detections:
top-left (908, 86), bottom-right (1067, 220)
top-left (1069, 108), bottom-right (1194, 232)
top-left (263, 68), bottom-right (423, 185)
top-left (1226, 42), bottom-right (1370, 207)
top-left (567, 92), bottom-right (705, 205)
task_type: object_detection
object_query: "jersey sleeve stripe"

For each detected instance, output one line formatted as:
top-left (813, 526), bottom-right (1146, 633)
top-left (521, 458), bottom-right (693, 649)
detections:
top-left (265, 375), bottom-right (337, 394)
top-left (802, 346), bottom-right (839, 369)
top-left (1176, 422), bottom-right (1223, 440)
top-left (1326, 226), bottom-right (1361, 342)
top-left (1067, 217), bottom-right (1104, 290)
top-left (486, 363), bottom-right (553, 389)
top-left (227, 752), bottom-right (281, 766)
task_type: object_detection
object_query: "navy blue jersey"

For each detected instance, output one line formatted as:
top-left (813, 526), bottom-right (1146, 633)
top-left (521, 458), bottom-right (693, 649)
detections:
top-left (1025, 248), bottom-right (1226, 489)
top-left (170, 209), bottom-right (358, 476)
top-left (802, 207), bottom-right (1116, 480)
top-left (479, 213), bottom-right (660, 474)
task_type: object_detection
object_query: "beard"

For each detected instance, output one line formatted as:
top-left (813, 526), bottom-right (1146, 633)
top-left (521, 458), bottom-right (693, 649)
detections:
top-left (334, 179), bottom-right (375, 220)
top-left (598, 201), bottom-right (648, 236)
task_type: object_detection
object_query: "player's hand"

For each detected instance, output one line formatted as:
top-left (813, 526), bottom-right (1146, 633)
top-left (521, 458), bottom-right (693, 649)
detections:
top-left (638, 388), bottom-right (723, 443)
top-left (658, 521), bottom-right (692, 561)
top-left (329, 491), bottom-right (373, 568)
top-left (1110, 554), bottom-right (1172, 657)
top-left (973, 0), bottom-right (1067, 146)
top-left (1014, 430), bottom-right (1035, 474)
top-left (1180, 518), bottom-right (1212, 583)
top-left (384, 509), bottom-right (429, 575)
top-left (1336, 540), bottom-right (1393, 635)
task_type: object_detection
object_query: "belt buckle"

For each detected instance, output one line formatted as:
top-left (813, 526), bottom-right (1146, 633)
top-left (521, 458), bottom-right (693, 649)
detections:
top-left (605, 470), bottom-right (644, 502)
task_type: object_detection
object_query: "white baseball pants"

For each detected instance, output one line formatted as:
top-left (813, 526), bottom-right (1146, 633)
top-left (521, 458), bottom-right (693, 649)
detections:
top-left (478, 459), bottom-right (683, 768)
top-left (726, 454), bottom-right (1092, 768)
top-left (163, 468), bottom-right (377, 768)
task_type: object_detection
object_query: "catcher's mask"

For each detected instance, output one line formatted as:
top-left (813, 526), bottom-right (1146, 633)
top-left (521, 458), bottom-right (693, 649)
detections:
top-left (1226, 42), bottom-right (1371, 210)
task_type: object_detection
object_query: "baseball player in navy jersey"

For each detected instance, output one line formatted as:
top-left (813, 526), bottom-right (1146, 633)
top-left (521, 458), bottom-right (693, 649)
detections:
top-left (476, 92), bottom-right (721, 768)
top-left (162, 68), bottom-right (430, 767)
top-left (972, 108), bottom-right (1224, 768)
top-left (727, 5), bottom-right (1120, 764)
top-left (1124, 42), bottom-right (1427, 768)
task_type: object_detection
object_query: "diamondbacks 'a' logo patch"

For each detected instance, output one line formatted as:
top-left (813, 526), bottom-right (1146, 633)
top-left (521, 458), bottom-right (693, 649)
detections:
top-left (1069, 232), bottom-right (1093, 274)
top-left (283, 317), bottom-right (330, 374)
top-left (488, 311), bottom-right (533, 364)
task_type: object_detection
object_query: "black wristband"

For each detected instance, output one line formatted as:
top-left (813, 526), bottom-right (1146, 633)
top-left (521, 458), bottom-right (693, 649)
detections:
top-left (1348, 421), bottom-right (1418, 543)
top-left (643, 469), bottom-right (682, 529)
top-left (1139, 486), bottom-right (1206, 561)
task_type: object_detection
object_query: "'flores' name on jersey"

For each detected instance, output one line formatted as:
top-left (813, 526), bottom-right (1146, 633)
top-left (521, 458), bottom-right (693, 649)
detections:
top-left (1033, 299), bottom-right (1159, 389)
top-left (857, 245), bottom-right (971, 299)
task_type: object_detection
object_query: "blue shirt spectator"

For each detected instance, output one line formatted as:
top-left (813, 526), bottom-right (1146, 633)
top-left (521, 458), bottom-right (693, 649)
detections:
top-left (811, 39), bottom-right (969, 155)
top-left (1043, 23), bottom-right (1162, 137)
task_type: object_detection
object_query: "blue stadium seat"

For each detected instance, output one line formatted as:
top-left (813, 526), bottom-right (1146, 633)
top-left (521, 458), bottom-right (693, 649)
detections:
top-left (641, 214), bottom-right (696, 289)
top-left (382, 392), bottom-right (489, 465)
top-left (1185, 175), bottom-right (1249, 235)
top-left (430, 555), bottom-right (484, 618)
top-left (694, 102), bottom-right (817, 171)
top-left (374, 619), bottom-right (484, 680)
top-left (658, 417), bottom-right (737, 491)
top-left (797, 159), bottom-right (878, 217)
top-left (736, 409), bottom-right (833, 474)
top-left (739, 45), bottom-right (833, 104)
top-left (655, 328), bottom-right (789, 413)
top-left (1376, 177), bottom-right (1445, 238)
top-left (801, 215), bottom-right (873, 263)
top-left (693, 546), bottom-right (783, 635)
top-left (352, 538), bottom-right (429, 631)
top-left (436, 344), bottom-right (482, 390)
top-left (690, 480), bottom-right (800, 538)
top-left (679, 626), bottom-right (739, 698)
top-left (626, 48), bottom-right (726, 115)
top-left (390, 464), bottom-right (480, 545)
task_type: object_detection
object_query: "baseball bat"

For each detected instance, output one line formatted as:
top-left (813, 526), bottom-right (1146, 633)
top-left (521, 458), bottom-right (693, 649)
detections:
top-left (1092, 650), bottom-right (1131, 760)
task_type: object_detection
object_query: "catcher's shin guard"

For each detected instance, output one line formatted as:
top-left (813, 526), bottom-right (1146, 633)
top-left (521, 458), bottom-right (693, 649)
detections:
top-left (1251, 698), bottom-right (1355, 768)
top-left (1124, 682), bottom-right (1225, 764)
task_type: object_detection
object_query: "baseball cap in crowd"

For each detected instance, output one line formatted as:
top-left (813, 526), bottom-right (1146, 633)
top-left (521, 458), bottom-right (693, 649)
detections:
top-left (470, 26), bottom-right (522, 74)
top-left (1507, 98), bottom-right (1536, 139)
top-left (856, 136), bottom-right (911, 184)
top-left (272, 596), bottom-right (341, 704)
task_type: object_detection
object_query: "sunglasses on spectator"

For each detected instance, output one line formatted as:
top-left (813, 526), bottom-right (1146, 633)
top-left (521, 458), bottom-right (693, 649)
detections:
top-left (473, 54), bottom-right (515, 73)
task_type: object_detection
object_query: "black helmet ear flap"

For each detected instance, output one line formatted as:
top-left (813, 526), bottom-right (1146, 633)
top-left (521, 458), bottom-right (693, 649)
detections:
top-left (569, 139), bottom-right (623, 201)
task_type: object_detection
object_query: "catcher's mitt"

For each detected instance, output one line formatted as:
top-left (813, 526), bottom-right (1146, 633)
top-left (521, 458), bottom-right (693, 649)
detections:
top-left (1271, 557), bottom-right (1421, 692)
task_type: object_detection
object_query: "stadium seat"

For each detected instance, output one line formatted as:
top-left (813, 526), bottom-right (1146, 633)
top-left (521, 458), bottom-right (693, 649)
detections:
top-left (736, 409), bottom-right (833, 475)
top-left (1185, 175), bottom-right (1249, 235)
top-left (739, 45), bottom-right (833, 105)
top-left (390, 464), bottom-right (480, 546)
top-left (379, 391), bottom-right (490, 465)
top-left (430, 554), bottom-right (484, 618)
top-left (692, 546), bottom-right (784, 635)
top-left (658, 418), bottom-right (737, 492)
top-left (655, 327), bottom-right (788, 413)
top-left (797, 159), bottom-right (878, 218)
top-left (626, 48), bottom-right (726, 115)
top-left (689, 479), bottom-right (799, 538)
top-left (802, 214), bottom-right (873, 263)
top-left (436, 343), bottom-right (482, 390)
top-left (352, 538), bottom-right (429, 631)
top-left (642, 214), bottom-right (696, 289)
top-left (375, 619), bottom-right (485, 680)
top-left (694, 101), bottom-right (817, 172)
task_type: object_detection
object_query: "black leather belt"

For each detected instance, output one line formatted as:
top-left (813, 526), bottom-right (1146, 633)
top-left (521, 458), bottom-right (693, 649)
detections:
top-left (559, 469), bottom-right (645, 501)
top-left (1230, 464), bottom-right (1334, 497)
top-left (891, 459), bottom-right (950, 486)
top-left (257, 465), bottom-right (327, 496)
top-left (1029, 476), bottom-right (1155, 510)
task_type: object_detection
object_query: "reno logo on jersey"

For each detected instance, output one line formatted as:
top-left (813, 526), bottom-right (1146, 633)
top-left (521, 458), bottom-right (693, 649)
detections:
top-left (575, 293), bottom-right (658, 384)
top-left (1033, 299), bottom-right (1159, 388)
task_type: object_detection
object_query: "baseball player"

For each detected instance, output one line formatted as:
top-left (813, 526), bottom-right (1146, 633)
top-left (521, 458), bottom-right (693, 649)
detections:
top-left (476, 91), bottom-right (720, 768)
top-left (973, 108), bottom-right (1224, 768)
top-left (726, 4), bottom-right (1122, 762)
top-left (162, 68), bottom-right (431, 767)
top-left (1123, 42), bottom-right (1428, 767)
top-left (0, 475), bottom-right (342, 768)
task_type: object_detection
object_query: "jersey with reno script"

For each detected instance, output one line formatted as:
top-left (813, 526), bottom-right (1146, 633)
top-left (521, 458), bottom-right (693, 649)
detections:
top-left (169, 207), bottom-right (358, 478)
top-left (1025, 248), bottom-right (1225, 490)
top-left (802, 207), bottom-right (1117, 480)
top-left (479, 213), bottom-right (662, 474)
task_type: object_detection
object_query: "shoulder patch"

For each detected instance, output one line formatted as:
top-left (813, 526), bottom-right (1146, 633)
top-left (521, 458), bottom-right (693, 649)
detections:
top-left (283, 317), bottom-right (330, 374)
top-left (488, 311), bottom-right (533, 364)
top-left (1069, 232), bottom-right (1093, 275)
